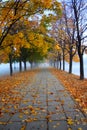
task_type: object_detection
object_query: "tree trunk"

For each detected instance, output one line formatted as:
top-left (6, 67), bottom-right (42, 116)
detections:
top-left (60, 59), bottom-right (61, 70)
top-left (57, 58), bottom-right (59, 69)
top-left (19, 57), bottom-right (22, 72)
top-left (79, 54), bottom-right (84, 80)
top-left (63, 50), bottom-right (65, 71)
top-left (59, 54), bottom-right (61, 70)
top-left (24, 61), bottom-right (26, 71)
top-left (72, 0), bottom-right (84, 79)
top-left (9, 54), bottom-right (13, 76)
top-left (53, 60), bottom-right (56, 68)
top-left (69, 53), bottom-right (73, 73)
top-left (30, 62), bottom-right (33, 69)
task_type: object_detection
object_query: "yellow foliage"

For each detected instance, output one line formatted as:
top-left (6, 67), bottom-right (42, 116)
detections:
top-left (67, 117), bottom-right (74, 125)
top-left (42, 0), bottom-right (52, 8)
top-left (73, 54), bottom-right (79, 62)
top-left (0, 0), bottom-right (62, 63)
top-left (65, 53), bottom-right (79, 63)
top-left (20, 125), bottom-right (26, 130)
top-left (54, 44), bottom-right (61, 52)
top-left (0, 50), bottom-right (9, 62)
top-left (13, 32), bottom-right (30, 49)
top-left (40, 43), bottom-right (48, 56)
top-left (29, 33), bottom-right (35, 41)
top-left (3, 34), bottom-right (14, 46)
top-left (18, 32), bottom-right (24, 39)
top-left (39, 25), bottom-right (46, 34)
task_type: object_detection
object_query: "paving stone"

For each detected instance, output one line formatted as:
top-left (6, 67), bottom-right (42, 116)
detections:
top-left (0, 125), bottom-right (5, 130)
top-left (70, 123), bottom-right (87, 130)
top-left (4, 122), bottom-right (22, 130)
top-left (0, 113), bottom-right (11, 122)
top-left (32, 99), bottom-right (47, 106)
top-left (48, 100), bottom-right (61, 106)
top-left (49, 113), bottom-right (66, 120)
top-left (20, 99), bottom-right (33, 107)
top-left (35, 96), bottom-right (46, 101)
top-left (30, 108), bottom-right (47, 120)
top-left (57, 92), bottom-right (73, 101)
top-left (48, 106), bottom-right (66, 120)
top-left (26, 121), bottom-right (47, 130)
top-left (63, 105), bottom-right (79, 112)
top-left (48, 121), bottom-right (68, 130)
top-left (48, 105), bottom-right (63, 112)
top-left (66, 110), bottom-right (85, 118)
top-left (10, 112), bottom-right (29, 122)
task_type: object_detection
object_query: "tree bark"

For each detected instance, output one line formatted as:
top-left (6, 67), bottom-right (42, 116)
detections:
top-left (9, 54), bottom-right (13, 76)
top-left (30, 62), bottom-right (33, 69)
top-left (63, 49), bottom-right (65, 71)
top-left (59, 54), bottom-right (61, 70)
top-left (72, 0), bottom-right (84, 79)
top-left (24, 61), bottom-right (26, 71)
top-left (79, 54), bottom-right (84, 80)
top-left (69, 49), bottom-right (73, 73)
top-left (19, 57), bottom-right (22, 72)
top-left (53, 60), bottom-right (56, 68)
top-left (69, 55), bottom-right (73, 73)
top-left (57, 58), bottom-right (59, 69)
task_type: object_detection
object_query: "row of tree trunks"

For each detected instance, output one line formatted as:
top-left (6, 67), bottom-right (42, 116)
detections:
top-left (9, 54), bottom-right (33, 76)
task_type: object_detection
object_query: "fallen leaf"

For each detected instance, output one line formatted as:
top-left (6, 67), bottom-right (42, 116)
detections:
top-left (20, 125), bottom-right (26, 130)
top-left (67, 118), bottom-right (74, 125)
top-left (78, 128), bottom-right (82, 130)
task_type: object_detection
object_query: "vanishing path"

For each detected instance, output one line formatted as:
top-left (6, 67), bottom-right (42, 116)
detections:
top-left (0, 68), bottom-right (87, 130)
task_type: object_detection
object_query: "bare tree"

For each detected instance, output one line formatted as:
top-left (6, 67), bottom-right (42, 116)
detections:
top-left (62, 1), bottom-right (77, 73)
top-left (71, 0), bottom-right (87, 79)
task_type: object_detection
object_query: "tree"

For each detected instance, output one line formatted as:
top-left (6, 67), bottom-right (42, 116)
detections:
top-left (0, 0), bottom-right (62, 76)
top-left (71, 0), bottom-right (87, 79)
top-left (13, 32), bottom-right (30, 72)
top-left (50, 0), bottom-right (87, 79)
top-left (0, 31), bottom-right (30, 75)
top-left (49, 19), bottom-right (69, 70)
top-left (0, 0), bottom-right (62, 47)
top-left (59, 1), bottom-right (77, 73)
top-left (0, 34), bottom-right (15, 76)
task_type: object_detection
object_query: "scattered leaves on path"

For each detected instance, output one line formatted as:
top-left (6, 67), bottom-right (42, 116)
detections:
top-left (50, 68), bottom-right (87, 114)
top-left (67, 117), bottom-right (74, 125)
top-left (0, 69), bottom-right (38, 118)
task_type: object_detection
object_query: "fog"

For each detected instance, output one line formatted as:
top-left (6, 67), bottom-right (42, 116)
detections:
top-left (0, 54), bottom-right (87, 78)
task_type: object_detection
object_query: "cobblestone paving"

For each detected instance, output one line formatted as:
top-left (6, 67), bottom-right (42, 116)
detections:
top-left (0, 68), bottom-right (87, 130)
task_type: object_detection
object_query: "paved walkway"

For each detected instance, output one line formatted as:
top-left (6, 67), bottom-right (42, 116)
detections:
top-left (0, 68), bottom-right (87, 130)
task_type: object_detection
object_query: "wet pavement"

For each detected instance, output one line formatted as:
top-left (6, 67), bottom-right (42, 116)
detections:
top-left (0, 68), bottom-right (87, 130)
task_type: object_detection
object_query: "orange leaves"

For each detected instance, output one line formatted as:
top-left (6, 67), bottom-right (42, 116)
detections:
top-left (0, 0), bottom-right (62, 64)
top-left (41, 0), bottom-right (52, 8)
top-left (0, 69), bottom-right (36, 110)
top-left (45, 115), bottom-right (51, 120)
top-left (73, 55), bottom-right (79, 62)
top-left (51, 68), bottom-right (87, 114)
top-left (54, 43), bottom-right (61, 52)
top-left (20, 125), bottom-right (26, 130)
top-left (78, 128), bottom-right (82, 130)
top-left (0, 70), bottom-right (41, 127)
top-left (0, 109), bottom-right (3, 117)
top-left (28, 105), bottom-right (34, 111)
